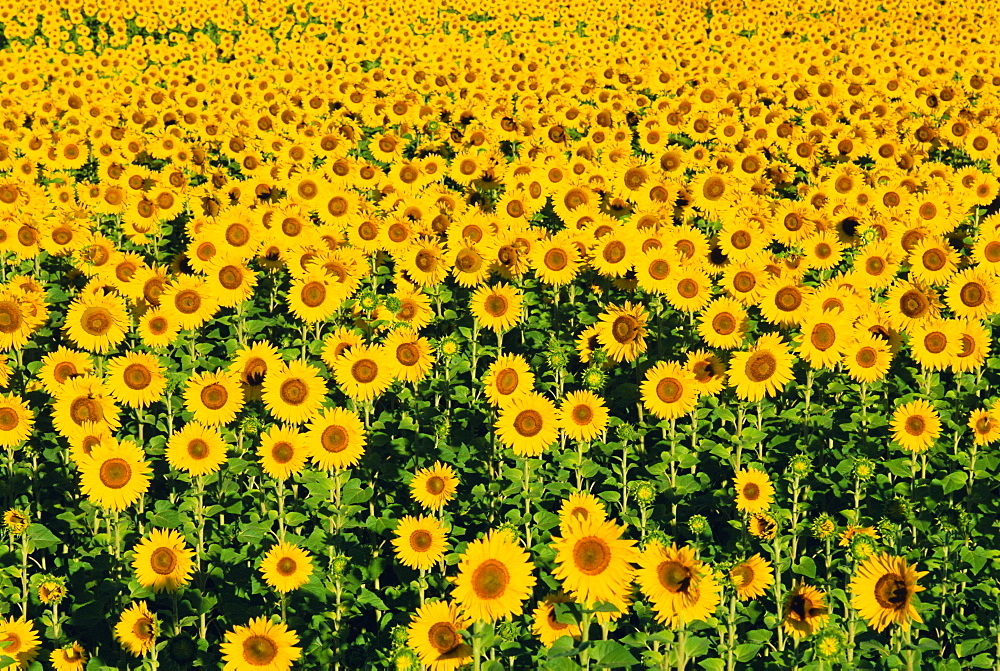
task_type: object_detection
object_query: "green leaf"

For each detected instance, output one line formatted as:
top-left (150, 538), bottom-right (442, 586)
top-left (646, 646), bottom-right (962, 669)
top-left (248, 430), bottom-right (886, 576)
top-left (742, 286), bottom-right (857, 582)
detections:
top-left (589, 640), bottom-right (639, 667)
top-left (356, 588), bottom-right (388, 610)
top-left (735, 643), bottom-right (763, 662)
top-left (793, 556), bottom-right (816, 579)
top-left (284, 512), bottom-right (308, 526)
top-left (24, 523), bottom-right (60, 552)
top-left (940, 471), bottom-right (967, 495)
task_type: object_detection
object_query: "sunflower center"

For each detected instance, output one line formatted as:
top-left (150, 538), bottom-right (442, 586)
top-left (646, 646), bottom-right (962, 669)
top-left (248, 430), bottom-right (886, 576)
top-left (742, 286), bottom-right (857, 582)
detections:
top-left (960, 282), bottom-right (986, 308)
top-left (174, 289), bottom-right (201, 315)
top-left (612, 315), bottom-right (639, 343)
top-left (272, 441), bottom-right (294, 464)
top-left (958, 334), bottom-right (975, 358)
top-left (657, 561), bottom-right (692, 593)
top-left (514, 409), bottom-right (543, 437)
top-left (428, 622), bottom-right (459, 653)
top-left (703, 176), bottom-right (725, 200)
top-left (904, 416), bottom-right (926, 436)
top-left (415, 250), bottom-right (436, 273)
top-left (201, 383), bottom-right (229, 410)
top-left (743, 483), bottom-right (761, 500)
top-left (810, 323), bottom-right (835, 350)
top-left (730, 564), bottom-right (754, 588)
top-left (873, 573), bottom-right (909, 610)
top-left (922, 249), bottom-right (946, 271)
top-left (495, 368), bottom-right (518, 395)
top-left (148, 316), bottom-right (168, 334)
top-left (0, 633), bottom-right (19, 654)
top-left (134, 617), bottom-right (155, 641)
top-left (426, 476), bottom-right (445, 495)
top-left (746, 351), bottom-right (777, 383)
top-left (775, 287), bottom-right (802, 311)
top-left (124, 363), bottom-right (152, 390)
top-left (81, 306), bottom-right (113, 336)
top-left (603, 241), bottom-right (626, 264)
top-left (70, 396), bottom-right (102, 425)
top-left (456, 249), bottom-right (482, 273)
top-left (924, 332), bottom-right (947, 354)
top-left (219, 266), bottom-right (243, 290)
top-left (731, 230), bottom-right (752, 250)
top-left (226, 223), bottom-right (250, 247)
top-left (733, 271), bottom-right (756, 293)
top-left (470, 558), bottom-right (510, 599)
top-left (150, 547), bottom-right (178, 575)
top-left (279, 378), bottom-right (308, 406)
top-left (0, 302), bottom-right (22, 333)
top-left (351, 359), bottom-right (378, 384)
top-left (321, 425), bottom-right (348, 453)
top-left (276, 557), bottom-right (297, 576)
top-left (677, 278), bottom-right (699, 299)
top-left (187, 438), bottom-right (210, 460)
top-left (656, 377), bottom-right (682, 403)
top-left (0, 408), bottom-right (17, 432)
top-left (99, 457), bottom-right (132, 489)
top-left (976, 415), bottom-right (993, 434)
top-left (899, 290), bottom-right (928, 318)
top-left (573, 537), bottom-right (611, 575)
top-left (571, 404), bottom-right (594, 425)
top-left (712, 312), bottom-right (736, 335)
top-left (985, 242), bottom-right (1000, 263)
top-left (547, 606), bottom-right (570, 630)
top-left (544, 248), bottom-right (568, 271)
top-left (410, 529), bottom-right (433, 552)
top-left (856, 347), bottom-right (877, 368)
top-left (648, 259), bottom-right (671, 280)
top-left (396, 343), bottom-right (419, 366)
top-left (485, 294), bottom-right (509, 317)
top-left (297, 281), bottom-right (325, 308)
top-left (242, 635), bottom-right (278, 665)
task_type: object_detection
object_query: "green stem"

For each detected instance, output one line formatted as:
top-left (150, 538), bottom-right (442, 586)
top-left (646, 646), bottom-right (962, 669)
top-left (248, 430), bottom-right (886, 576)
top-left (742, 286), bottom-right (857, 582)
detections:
top-left (579, 611), bottom-right (592, 671)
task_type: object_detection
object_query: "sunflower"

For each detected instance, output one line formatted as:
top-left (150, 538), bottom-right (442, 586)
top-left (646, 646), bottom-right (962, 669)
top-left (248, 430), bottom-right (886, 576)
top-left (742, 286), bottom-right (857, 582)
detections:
top-left (728, 334), bottom-right (795, 401)
top-left (783, 583), bottom-right (829, 639)
top-left (78, 438), bottom-right (152, 511)
top-left (161, 274), bottom-right (218, 330)
top-left (636, 542), bottom-right (721, 628)
top-left (260, 542), bottom-right (315, 593)
top-left (758, 280), bottom-right (812, 327)
top-left (551, 516), bottom-right (638, 606)
top-left (63, 292), bottom-right (129, 353)
top-left (635, 247), bottom-right (678, 295)
top-left (50, 642), bottom-right (87, 671)
top-left (558, 491), bottom-right (608, 531)
top-left (531, 593), bottom-right (582, 647)
top-left (531, 236), bottom-right (581, 286)
top-left (495, 391), bottom-right (560, 457)
top-left (407, 601), bottom-right (472, 671)
top-left (229, 341), bottom-right (284, 401)
top-left (951, 319), bottom-right (990, 373)
top-left (0, 393), bottom-right (32, 448)
top-left (183, 369), bottom-right (245, 426)
top-left (287, 273), bottom-right (340, 323)
top-left (320, 327), bottom-right (363, 370)
top-left (721, 261), bottom-right (767, 305)
top-left (640, 361), bottom-right (700, 421)
top-left (470, 283), bottom-right (523, 333)
top-left (411, 462), bottom-right (459, 511)
top-left (558, 390), bottom-right (609, 443)
top-left (595, 301), bottom-right (648, 363)
top-left (52, 375), bottom-right (122, 440)
top-left (842, 332), bottom-right (893, 383)
top-left (306, 407), bottom-right (366, 471)
top-left (969, 409), bottom-right (1000, 445)
top-left (686, 350), bottom-right (727, 397)
top-left (37, 347), bottom-right (93, 395)
top-left (392, 515), bottom-right (449, 570)
top-left (105, 351), bottom-right (167, 408)
top-left (166, 421), bottom-right (229, 476)
top-left (733, 468), bottom-right (775, 514)
top-left (908, 236), bottom-right (958, 286)
top-left (454, 529), bottom-right (536, 623)
top-left (851, 553), bottom-right (927, 632)
top-left (131, 528), bottom-right (195, 593)
top-left (384, 328), bottom-right (436, 383)
top-left (220, 617), bottom-right (301, 671)
top-left (0, 615), bottom-right (40, 668)
top-left (797, 311), bottom-right (849, 370)
top-left (115, 601), bottom-right (156, 657)
top-left (589, 228), bottom-right (639, 278)
top-left (664, 268), bottom-right (714, 313)
top-left (890, 399), bottom-right (941, 453)
top-left (748, 512), bottom-right (778, 540)
top-left (884, 280), bottom-right (942, 331)
top-left (908, 319), bottom-right (961, 371)
top-left (729, 555), bottom-right (774, 601)
top-left (262, 360), bottom-right (327, 425)
top-left (697, 297), bottom-right (747, 349)
top-left (945, 269), bottom-right (997, 320)
top-left (257, 424), bottom-right (310, 480)
top-left (137, 308), bottom-right (180, 349)
top-left (483, 355), bottom-right (535, 408)
top-left (333, 345), bottom-right (393, 402)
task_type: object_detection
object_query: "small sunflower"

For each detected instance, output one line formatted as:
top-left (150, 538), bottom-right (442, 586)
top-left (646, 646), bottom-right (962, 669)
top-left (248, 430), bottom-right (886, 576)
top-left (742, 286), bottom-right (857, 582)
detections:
top-left (183, 370), bottom-right (245, 426)
top-left (729, 554), bottom-right (775, 601)
top-left (733, 468), bottom-right (775, 515)
top-left (392, 516), bottom-right (449, 571)
top-left (531, 593), bottom-right (582, 648)
top-left (306, 407), bottom-right (366, 471)
top-left (558, 492), bottom-right (608, 530)
top-left (165, 421), bottom-right (229, 476)
top-left (38, 347), bottom-right (93, 395)
top-left (411, 462), bottom-right (458, 511)
top-left (407, 601), bottom-right (472, 671)
top-left (453, 530), bottom-right (537, 623)
top-left (782, 582), bottom-right (829, 639)
top-left (115, 601), bottom-right (157, 657)
top-left (229, 341), bottom-right (283, 401)
top-left (483, 355), bottom-right (535, 408)
top-left (842, 332), bottom-right (893, 383)
top-left (131, 529), bottom-right (195, 593)
top-left (220, 617), bottom-right (301, 671)
top-left (495, 391), bottom-right (560, 457)
top-left (969, 408), bottom-right (1000, 445)
top-left (558, 390), bottom-right (609, 443)
top-left (260, 543), bottom-right (315, 593)
top-left (890, 399), bottom-right (941, 453)
top-left (257, 424), bottom-right (310, 480)
top-left (697, 297), bottom-right (748, 350)
top-left (262, 360), bottom-right (327, 425)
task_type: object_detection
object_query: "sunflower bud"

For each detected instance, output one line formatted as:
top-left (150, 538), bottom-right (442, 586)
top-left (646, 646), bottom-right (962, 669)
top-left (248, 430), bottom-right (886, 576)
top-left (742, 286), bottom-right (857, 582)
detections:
top-left (788, 454), bottom-right (812, 478)
top-left (37, 575), bottom-right (67, 604)
top-left (631, 481), bottom-right (656, 507)
top-left (391, 647), bottom-right (420, 671)
top-left (582, 366), bottom-right (606, 391)
top-left (849, 534), bottom-right (879, 562)
top-left (813, 628), bottom-right (846, 660)
top-left (810, 513), bottom-right (838, 540)
top-left (330, 555), bottom-right (350, 577)
top-left (687, 514), bottom-right (710, 536)
top-left (852, 457), bottom-right (875, 482)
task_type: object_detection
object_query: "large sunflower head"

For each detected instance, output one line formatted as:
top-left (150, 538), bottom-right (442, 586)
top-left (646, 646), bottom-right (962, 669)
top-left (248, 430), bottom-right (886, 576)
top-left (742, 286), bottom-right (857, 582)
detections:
top-left (333, 345), bottom-right (393, 403)
top-left (262, 360), bottom-right (327, 425)
top-left (733, 468), bottom-right (775, 515)
top-left (453, 530), bottom-right (537, 623)
top-left (306, 407), bottom-right (366, 471)
top-left (531, 593), bottom-right (582, 648)
top-left (182, 369), bottom-right (245, 426)
top-left (551, 516), bottom-right (639, 607)
top-left (728, 334), bottom-right (795, 402)
top-left (483, 354), bottom-right (535, 408)
top-left (219, 617), bottom-right (301, 670)
top-left (260, 542), bottom-right (315, 594)
top-left (166, 421), bottom-right (229, 476)
top-left (105, 351), bottom-right (167, 408)
top-left (729, 554), bottom-right (775, 601)
top-left (640, 361), bottom-right (700, 421)
top-left (78, 438), bottom-right (152, 511)
top-left (392, 515), bottom-right (449, 571)
top-left (495, 391), bottom-right (559, 457)
top-left (850, 553), bottom-right (927, 632)
top-left (410, 461), bottom-right (458, 512)
top-left (782, 582), bottom-right (829, 639)
top-left (595, 301), bottom-right (649, 363)
top-left (636, 542), bottom-right (721, 628)
top-left (469, 283), bottom-right (524, 333)
top-left (114, 601), bottom-right (157, 657)
top-left (558, 390), bottom-right (609, 443)
top-left (131, 528), bottom-right (195, 593)
top-left (257, 424), bottom-right (310, 480)
top-left (890, 399), bottom-right (941, 453)
top-left (0, 615), bottom-right (41, 668)
top-left (406, 601), bottom-right (472, 670)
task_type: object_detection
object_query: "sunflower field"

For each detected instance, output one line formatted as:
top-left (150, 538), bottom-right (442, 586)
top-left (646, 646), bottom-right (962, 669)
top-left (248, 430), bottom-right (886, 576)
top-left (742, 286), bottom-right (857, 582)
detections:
top-left (2, 0), bottom-right (1000, 668)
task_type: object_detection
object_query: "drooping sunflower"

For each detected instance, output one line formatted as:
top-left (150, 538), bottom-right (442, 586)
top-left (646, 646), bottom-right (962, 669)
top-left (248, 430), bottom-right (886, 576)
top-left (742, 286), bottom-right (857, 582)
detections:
top-left (842, 332), bottom-right (893, 383)
top-left (183, 369), bottom-right (245, 426)
top-left (257, 424), bottom-right (310, 480)
top-left (686, 349), bottom-right (727, 397)
top-left (407, 601), bottom-right (472, 671)
top-left (636, 542), bottom-right (721, 628)
top-left (410, 462), bottom-right (458, 511)
top-left (49, 642), bottom-right (87, 671)
top-left (531, 593), bottom-right (582, 648)
top-left (78, 438), bottom-right (152, 511)
top-left (105, 351), bottom-right (167, 408)
top-left (262, 360), bottom-right (327, 425)
top-left (733, 468), bottom-right (775, 514)
top-left (470, 283), bottom-right (523, 333)
top-left (783, 582), bottom-right (829, 639)
top-left (728, 334), bottom-right (795, 401)
top-left (37, 346), bottom-right (93, 395)
top-left (392, 515), bottom-right (449, 571)
top-left (229, 341), bottom-right (284, 401)
top-left (63, 292), bottom-right (129, 353)
top-left (0, 393), bottom-right (32, 448)
top-left (0, 615), bottom-right (40, 668)
top-left (558, 492), bottom-right (608, 531)
top-left (640, 361), bottom-right (700, 421)
top-left (384, 328), bottom-right (436, 383)
top-left (131, 528), bottom-right (195, 593)
top-left (166, 421), bottom-right (229, 476)
top-left (260, 542), bottom-right (315, 593)
top-left (558, 390), bottom-right (609, 443)
top-left (850, 553), bottom-right (927, 633)
top-left (220, 617), bottom-right (301, 671)
top-left (453, 530), bottom-right (537, 623)
top-left (551, 515), bottom-right (638, 607)
top-left (115, 601), bottom-right (157, 657)
top-left (729, 554), bottom-right (775, 601)
top-left (483, 355), bottom-right (535, 408)
top-left (595, 301), bottom-right (648, 363)
top-left (306, 407), bottom-right (366, 471)
top-left (495, 392), bottom-right (560, 457)
top-left (890, 399), bottom-right (941, 453)
top-left (951, 319), bottom-right (990, 373)
top-left (333, 345), bottom-right (393, 402)
top-left (697, 297), bottom-right (748, 350)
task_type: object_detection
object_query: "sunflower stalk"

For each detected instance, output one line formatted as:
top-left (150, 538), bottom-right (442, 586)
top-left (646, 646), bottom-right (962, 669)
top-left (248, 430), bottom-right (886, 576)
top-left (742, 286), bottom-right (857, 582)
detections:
top-left (522, 457), bottom-right (533, 547)
top-left (579, 611), bottom-right (593, 671)
top-left (773, 532), bottom-right (785, 652)
top-left (19, 532), bottom-right (28, 617)
top-left (676, 625), bottom-right (688, 671)
top-left (725, 593), bottom-right (738, 671)
top-left (276, 476), bottom-right (286, 543)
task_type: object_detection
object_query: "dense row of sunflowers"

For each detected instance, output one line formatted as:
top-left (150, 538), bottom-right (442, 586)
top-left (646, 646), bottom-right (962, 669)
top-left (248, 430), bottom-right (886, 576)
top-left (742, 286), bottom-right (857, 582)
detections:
top-left (1, 0), bottom-right (999, 668)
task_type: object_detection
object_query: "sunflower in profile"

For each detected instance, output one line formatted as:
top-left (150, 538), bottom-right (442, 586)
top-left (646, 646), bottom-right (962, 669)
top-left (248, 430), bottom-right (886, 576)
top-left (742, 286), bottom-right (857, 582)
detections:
top-left (220, 617), bottom-right (301, 671)
top-left (0, 393), bottom-right (32, 448)
top-left (697, 297), bottom-right (747, 350)
top-left (0, 615), bottom-right (40, 668)
top-left (183, 369), bottom-right (245, 426)
top-left (384, 328), bottom-right (436, 383)
top-left (470, 283), bottom-right (523, 333)
top-left (453, 530), bottom-right (536, 623)
top-left (38, 346), bottom-right (93, 395)
top-left (636, 542), bottom-right (721, 627)
top-left (552, 515), bottom-right (638, 607)
top-left (495, 392), bottom-right (559, 457)
top-left (969, 409), bottom-right (1000, 445)
top-left (641, 361), bottom-right (700, 421)
top-left (50, 642), bottom-right (87, 671)
top-left (63, 292), bottom-right (129, 353)
top-left (558, 492), bottom-right (608, 531)
top-left (407, 601), bottom-right (472, 671)
top-left (115, 601), bottom-right (156, 657)
top-left (595, 301), bottom-right (648, 363)
top-left (729, 555), bottom-right (774, 601)
top-left (842, 332), bottom-right (893, 383)
top-left (411, 462), bottom-right (458, 511)
top-left (558, 390), bottom-right (609, 443)
top-left (733, 468), bottom-right (775, 514)
top-left (951, 320), bottom-right (990, 373)
top-left (890, 399), bottom-right (941, 453)
top-left (851, 553), bottom-right (927, 632)
top-left (263, 360), bottom-right (327, 425)
top-left (531, 593), bottom-right (582, 648)
top-left (728, 334), bottom-right (795, 401)
top-left (783, 582), bottom-right (829, 639)
top-left (260, 542), bottom-right (315, 593)
top-left (166, 421), bottom-right (229, 476)
top-left (78, 438), bottom-right (152, 511)
top-left (483, 355), bottom-right (535, 408)
top-left (131, 528), bottom-right (195, 593)
top-left (392, 516), bottom-right (449, 571)
top-left (105, 352), bottom-right (167, 408)
top-left (333, 344), bottom-right (393, 402)
top-left (306, 407), bottom-right (366, 471)
top-left (229, 341), bottom-right (283, 401)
